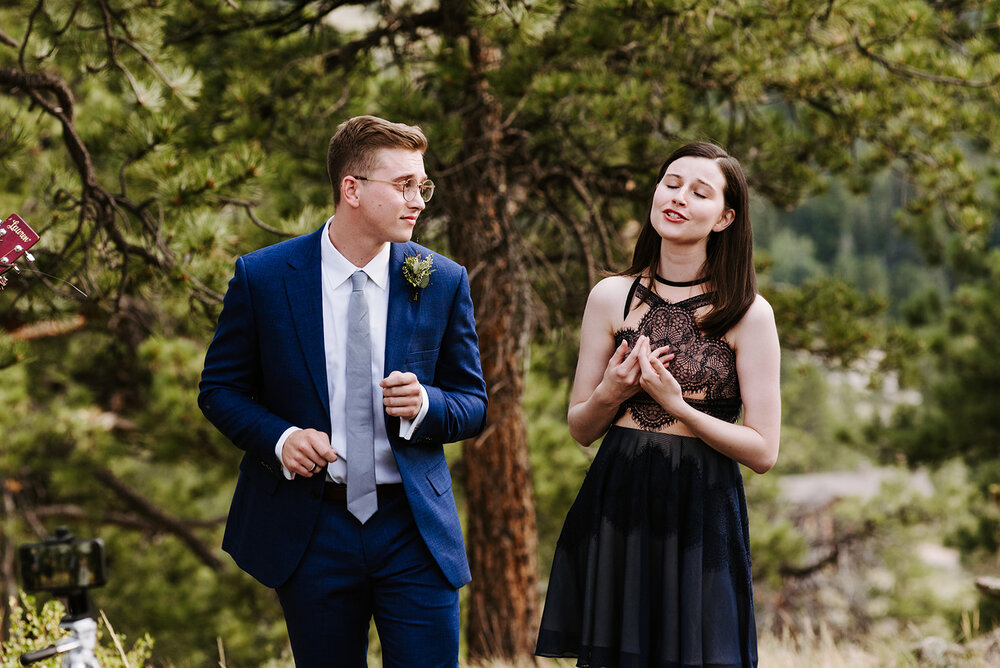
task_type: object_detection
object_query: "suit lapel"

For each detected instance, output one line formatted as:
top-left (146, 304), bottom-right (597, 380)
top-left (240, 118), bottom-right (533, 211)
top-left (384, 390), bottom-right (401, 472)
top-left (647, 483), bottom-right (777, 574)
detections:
top-left (284, 227), bottom-right (330, 424)
top-left (385, 243), bottom-right (419, 376)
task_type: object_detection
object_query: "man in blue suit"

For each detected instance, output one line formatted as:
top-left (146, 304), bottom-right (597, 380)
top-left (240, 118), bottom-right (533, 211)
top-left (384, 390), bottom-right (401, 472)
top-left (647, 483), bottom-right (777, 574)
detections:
top-left (198, 115), bottom-right (487, 667)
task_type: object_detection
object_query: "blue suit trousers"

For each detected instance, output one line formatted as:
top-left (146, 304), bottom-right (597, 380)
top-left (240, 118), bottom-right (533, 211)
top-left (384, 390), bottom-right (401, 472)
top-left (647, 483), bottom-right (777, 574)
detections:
top-left (276, 488), bottom-right (459, 667)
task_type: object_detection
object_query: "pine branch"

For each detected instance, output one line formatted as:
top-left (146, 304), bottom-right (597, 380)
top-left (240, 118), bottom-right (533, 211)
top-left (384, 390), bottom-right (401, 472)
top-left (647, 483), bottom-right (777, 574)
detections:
top-left (1, 66), bottom-right (176, 278)
top-left (853, 33), bottom-right (1000, 89)
top-left (95, 0), bottom-right (183, 102)
top-left (166, 0), bottom-right (354, 43)
top-left (320, 8), bottom-right (445, 72)
top-left (31, 504), bottom-right (226, 531)
top-left (778, 523), bottom-right (876, 579)
top-left (92, 468), bottom-right (223, 570)
top-left (0, 67), bottom-right (102, 212)
top-left (216, 196), bottom-right (294, 237)
top-left (540, 179), bottom-right (598, 290)
top-left (0, 28), bottom-right (19, 48)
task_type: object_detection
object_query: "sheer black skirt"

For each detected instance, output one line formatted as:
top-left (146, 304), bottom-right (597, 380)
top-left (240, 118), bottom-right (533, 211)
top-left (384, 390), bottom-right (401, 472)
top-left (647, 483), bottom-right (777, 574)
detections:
top-left (535, 426), bottom-right (757, 668)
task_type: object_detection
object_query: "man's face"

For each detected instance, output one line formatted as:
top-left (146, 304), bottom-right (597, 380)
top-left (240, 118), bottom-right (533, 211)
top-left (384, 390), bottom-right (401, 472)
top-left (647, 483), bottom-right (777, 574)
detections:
top-left (355, 148), bottom-right (428, 245)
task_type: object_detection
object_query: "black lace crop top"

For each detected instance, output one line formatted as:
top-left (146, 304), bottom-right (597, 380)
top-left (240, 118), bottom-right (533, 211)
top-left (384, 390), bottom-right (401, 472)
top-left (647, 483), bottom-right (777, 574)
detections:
top-left (614, 277), bottom-right (742, 430)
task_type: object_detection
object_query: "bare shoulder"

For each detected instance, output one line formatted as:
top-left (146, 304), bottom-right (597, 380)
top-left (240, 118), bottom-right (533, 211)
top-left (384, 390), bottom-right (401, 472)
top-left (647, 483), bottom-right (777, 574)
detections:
top-left (584, 275), bottom-right (636, 320)
top-left (743, 294), bottom-right (776, 325)
top-left (588, 275), bottom-right (635, 301)
top-left (728, 294), bottom-right (778, 349)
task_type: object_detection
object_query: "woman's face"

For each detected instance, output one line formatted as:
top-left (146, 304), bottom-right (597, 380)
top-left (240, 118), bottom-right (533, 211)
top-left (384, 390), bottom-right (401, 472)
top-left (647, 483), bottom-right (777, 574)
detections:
top-left (649, 156), bottom-right (734, 245)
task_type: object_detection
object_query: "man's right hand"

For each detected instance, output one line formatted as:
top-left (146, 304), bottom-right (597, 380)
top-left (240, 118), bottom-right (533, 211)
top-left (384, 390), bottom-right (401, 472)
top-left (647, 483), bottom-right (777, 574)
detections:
top-left (281, 428), bottom-right (337, 477)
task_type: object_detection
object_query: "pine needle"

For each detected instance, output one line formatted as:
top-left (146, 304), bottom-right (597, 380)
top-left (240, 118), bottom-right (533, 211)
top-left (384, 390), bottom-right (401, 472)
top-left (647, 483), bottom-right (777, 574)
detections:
top-left (100, 608), bottom-right (132, 668)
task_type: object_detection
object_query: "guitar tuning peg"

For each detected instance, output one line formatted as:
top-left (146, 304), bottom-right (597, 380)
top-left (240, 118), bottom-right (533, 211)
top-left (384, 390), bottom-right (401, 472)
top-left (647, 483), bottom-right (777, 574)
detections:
top-left (25, 251), bottom-right (35, 262)
top-left (0, 256), bottom-right (9, 266)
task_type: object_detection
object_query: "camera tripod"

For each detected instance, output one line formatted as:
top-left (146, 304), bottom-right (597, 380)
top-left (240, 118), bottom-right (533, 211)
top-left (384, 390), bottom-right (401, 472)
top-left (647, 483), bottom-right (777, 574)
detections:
top-left (19, 592), bottom-right (101, 667)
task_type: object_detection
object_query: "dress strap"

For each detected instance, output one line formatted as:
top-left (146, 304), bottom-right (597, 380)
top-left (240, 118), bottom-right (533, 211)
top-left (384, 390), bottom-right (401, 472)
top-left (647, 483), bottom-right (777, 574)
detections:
top-left (623, 276), bottom-right (642, 320)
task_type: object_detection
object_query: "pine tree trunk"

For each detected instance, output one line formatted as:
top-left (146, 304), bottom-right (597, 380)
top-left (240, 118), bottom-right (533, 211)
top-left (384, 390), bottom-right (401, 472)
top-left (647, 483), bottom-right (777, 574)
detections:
top-left (440, 13), bottom-right (539, 662)
top-left (460, 263), bottom-right (539, 661)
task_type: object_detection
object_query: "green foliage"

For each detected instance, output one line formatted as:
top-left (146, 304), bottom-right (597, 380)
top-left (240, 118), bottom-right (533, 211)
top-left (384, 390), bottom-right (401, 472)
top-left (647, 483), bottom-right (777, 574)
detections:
top-left (767, 278), bottom-right (886, 364)
top-left (1, 594), bottom-right (152, 667)
top-left (772, 354), bottom-right (876, 474)
top-left (744, 472), bottom-right (810, 589)
top-left (882, 249), bottom-right (1000, 469)
top-left (525, 349), bottom-right (591, 578)
top-left (751, 464), bottom-right (987, 644)
top-left (3, 0), bottom-right (1000, 663)
top-left (839, 472), bottom-right (981, 631)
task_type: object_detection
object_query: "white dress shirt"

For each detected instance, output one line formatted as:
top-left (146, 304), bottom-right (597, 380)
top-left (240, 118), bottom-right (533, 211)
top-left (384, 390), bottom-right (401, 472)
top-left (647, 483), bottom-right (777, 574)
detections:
top-left (275, 217), bottom-right (428, 481)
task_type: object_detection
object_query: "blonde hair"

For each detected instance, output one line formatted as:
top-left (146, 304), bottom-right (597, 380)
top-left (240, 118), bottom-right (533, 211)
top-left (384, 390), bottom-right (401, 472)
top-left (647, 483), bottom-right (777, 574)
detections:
top-left (326, 115), bottom-right (428, 205)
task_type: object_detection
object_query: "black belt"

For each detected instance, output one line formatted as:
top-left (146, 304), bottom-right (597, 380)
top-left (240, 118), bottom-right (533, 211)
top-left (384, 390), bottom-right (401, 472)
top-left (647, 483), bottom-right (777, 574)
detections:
top-left (321, 482), bottom-right (405, 505)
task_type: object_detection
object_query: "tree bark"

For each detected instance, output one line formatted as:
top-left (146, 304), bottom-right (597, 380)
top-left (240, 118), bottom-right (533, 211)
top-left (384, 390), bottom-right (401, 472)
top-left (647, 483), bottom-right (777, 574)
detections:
top-left (440, 10), bottom-right (539, 662)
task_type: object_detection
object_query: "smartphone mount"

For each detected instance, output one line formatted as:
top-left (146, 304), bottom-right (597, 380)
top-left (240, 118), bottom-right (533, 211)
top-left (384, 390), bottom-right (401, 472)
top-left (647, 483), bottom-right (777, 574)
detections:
top-left (19, 616), bottom-right (100, 667)
top-left (18, 527), bottom-right (104, 667)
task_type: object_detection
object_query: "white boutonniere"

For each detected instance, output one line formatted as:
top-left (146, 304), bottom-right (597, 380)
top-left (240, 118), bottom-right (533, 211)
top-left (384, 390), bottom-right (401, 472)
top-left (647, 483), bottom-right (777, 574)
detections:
top-left (402, 252), bottom-right (435, 301)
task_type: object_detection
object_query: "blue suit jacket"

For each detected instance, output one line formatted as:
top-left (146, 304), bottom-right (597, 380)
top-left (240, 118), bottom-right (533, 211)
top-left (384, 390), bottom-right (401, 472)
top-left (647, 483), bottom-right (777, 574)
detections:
top-left (198, 225), bottom-right (487, 589)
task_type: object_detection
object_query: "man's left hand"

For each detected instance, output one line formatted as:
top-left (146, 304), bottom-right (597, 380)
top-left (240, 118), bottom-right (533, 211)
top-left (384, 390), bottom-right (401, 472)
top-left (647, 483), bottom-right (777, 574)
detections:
top-left (381, 370), bottom-right (423, 420)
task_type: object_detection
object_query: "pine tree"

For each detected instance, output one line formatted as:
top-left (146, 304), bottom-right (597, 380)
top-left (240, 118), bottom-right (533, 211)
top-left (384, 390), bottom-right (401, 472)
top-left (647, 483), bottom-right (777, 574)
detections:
top-left (3, 0), bottom-right (999, 663)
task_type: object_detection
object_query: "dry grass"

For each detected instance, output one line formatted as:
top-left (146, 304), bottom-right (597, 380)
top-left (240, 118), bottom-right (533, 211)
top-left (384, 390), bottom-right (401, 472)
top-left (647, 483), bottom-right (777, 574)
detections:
top-left (458, 626), bottom-right (1000, 668)
top-left (756, 627), bottom-right (887, 668)
top-left (458, 633), bottom-right (885, 668)
top-left (458, 628), bottom-right (902, 668)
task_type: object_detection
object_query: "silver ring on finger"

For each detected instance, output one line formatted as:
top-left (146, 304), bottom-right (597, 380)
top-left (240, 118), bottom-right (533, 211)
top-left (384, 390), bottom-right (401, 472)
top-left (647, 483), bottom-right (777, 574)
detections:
top-left (309, 462), bottom-right (318, 473)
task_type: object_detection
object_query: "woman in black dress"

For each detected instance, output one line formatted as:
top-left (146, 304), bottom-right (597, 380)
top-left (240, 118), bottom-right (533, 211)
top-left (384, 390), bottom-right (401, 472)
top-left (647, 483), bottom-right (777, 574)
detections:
top-left (536, 142), bottom-right (781, 668)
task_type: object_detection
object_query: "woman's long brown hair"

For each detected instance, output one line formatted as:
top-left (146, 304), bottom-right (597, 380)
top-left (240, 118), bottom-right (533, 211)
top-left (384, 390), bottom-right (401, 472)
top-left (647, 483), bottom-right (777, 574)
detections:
top-left (619, 142), bottom-right (756, 339)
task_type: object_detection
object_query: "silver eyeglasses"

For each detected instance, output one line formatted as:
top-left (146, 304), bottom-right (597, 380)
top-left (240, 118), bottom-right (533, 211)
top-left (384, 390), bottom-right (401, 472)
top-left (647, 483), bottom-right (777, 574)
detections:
top-left (354, 176), bottom-right (435, 202)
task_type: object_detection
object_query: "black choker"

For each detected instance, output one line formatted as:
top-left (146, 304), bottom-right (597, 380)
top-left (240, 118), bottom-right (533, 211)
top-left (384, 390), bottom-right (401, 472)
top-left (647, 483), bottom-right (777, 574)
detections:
top-left (654, 273), bottom-right (708, 288)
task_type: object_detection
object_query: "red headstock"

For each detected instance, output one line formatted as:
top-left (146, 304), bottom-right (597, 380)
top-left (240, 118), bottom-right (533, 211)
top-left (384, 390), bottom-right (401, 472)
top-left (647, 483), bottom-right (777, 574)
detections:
top-left (0, 213), bottom-right (40, 289)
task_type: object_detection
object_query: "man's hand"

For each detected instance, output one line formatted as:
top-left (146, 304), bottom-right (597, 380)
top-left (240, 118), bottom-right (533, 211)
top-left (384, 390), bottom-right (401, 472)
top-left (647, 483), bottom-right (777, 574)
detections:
top-left (381, 370), bottom-right (423, 420)
top-left (281, 428), bottom-right (337, 477)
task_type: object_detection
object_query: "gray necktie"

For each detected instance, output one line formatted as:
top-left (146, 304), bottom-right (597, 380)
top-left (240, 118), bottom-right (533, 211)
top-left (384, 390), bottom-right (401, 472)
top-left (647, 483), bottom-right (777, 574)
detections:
top-left (346, 270), bottom-right (377, 523)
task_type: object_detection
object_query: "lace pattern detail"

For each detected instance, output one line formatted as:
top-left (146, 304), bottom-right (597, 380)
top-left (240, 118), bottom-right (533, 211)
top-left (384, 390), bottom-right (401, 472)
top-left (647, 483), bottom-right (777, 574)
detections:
top-left (615, 282), bottom-right (741, 429)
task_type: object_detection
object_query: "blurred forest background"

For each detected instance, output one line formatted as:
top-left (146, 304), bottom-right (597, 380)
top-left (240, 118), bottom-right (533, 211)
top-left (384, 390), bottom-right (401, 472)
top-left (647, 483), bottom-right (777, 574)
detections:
top-left (2, 0), bottom-right (1000, 666)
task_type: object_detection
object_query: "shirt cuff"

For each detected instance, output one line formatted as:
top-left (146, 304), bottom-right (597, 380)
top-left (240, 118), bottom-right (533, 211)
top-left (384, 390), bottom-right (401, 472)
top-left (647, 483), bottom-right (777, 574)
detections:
top-left (399, 385), bottom-right (429, 440)
top-left (275, 426), bottom-right (300, 480)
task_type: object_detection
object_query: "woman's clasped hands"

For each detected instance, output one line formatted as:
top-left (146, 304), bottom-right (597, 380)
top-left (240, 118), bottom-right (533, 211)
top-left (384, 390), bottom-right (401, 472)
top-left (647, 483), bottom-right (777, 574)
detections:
top-left (601, 335), bottom-right (676, 406)
top-left (634, 335), bottom-right (684, 414)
